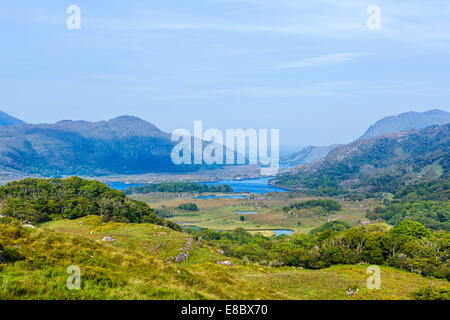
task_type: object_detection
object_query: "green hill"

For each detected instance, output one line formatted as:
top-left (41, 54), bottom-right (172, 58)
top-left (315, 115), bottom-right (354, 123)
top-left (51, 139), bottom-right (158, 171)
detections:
top-left (0, 177), bottom-right (180, 231)
top-left (0, 177), bottom-right (448, 300)
top-left (275, 124), bottom-right (449, 194)
top-left (0, 216), bottom-right (448, 300)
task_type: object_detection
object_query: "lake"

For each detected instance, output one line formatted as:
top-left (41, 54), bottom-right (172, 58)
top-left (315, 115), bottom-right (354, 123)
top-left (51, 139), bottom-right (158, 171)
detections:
top-left (106, 182), bottom-right (146, 190)
top-left (194, 195), bottom-right (248, 200)
top-left (180, 225), bottom-right (202, 230)
top-left (107, 177), bottom-right (286, 194)
top-left (199, 177), bottom-right (287, 194)
top-left (181, 226), bottom-right (292, 237)
top-left (273, 229), bottom-right (293, 236)
top-left (235, 211), bottom-right (257, 214)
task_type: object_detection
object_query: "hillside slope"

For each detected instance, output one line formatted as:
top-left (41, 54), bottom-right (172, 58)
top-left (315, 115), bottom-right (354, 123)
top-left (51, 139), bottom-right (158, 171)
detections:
top-left (281, 145), bottom-right (339, 166)
top-left (0, 111), bottom-right (25, 126)
top-left (359, 109), bottom-right (450, 141)
top-left (275, 124), bottom-right (449, 193)
top-left (0, 216), bottom-right (447, 300)
top-left (281, 109), bottom-right (450, 167)
top-left (0, 116), bottom-right (198, 176)
top-left (0, 177), bottom-right (180, 230)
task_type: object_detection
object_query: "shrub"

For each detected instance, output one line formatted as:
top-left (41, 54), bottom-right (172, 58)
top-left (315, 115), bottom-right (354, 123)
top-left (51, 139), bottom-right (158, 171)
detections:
top-left (310, 221), bottom-right (351, 234)
top-left (392, 221), bottom-right (432, 238)
top-left (177, 203), bottom-right (199, 212)
top-left (412, 286), bottom-right (450, 300)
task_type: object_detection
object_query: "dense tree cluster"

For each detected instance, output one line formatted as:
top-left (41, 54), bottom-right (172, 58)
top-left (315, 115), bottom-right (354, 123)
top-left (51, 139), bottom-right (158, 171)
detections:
top-left (366, 201), bottom-right (450, 231)
top-left (0, 177), bottom-right (180, 230)
top-left (177, 203), bottom-right (199, 212)
top-left (124, 182), bottom-right (233, 194)
top-left (309, 220), bottom-right (351, 234)
top-left (364, 177), bottom-right (450, 231)
top-left (393, 178), bottom-right (450, 202)
top-left (284, 199), bottom-right (342, 213)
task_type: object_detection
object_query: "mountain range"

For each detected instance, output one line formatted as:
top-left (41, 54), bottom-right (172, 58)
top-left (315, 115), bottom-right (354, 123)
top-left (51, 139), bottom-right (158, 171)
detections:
top-left (0, 108), bottom-right (448, 179)
top-left (282, 109), bottom-right (450, 167)
top-left (275, 123), bottom-right (450, 193)
top-left (0, 111), bottom-right (25, 126)
top-left (281, 145), bottom-right (339, 166)
top-left (0, 115), bottom-right (197, 176)
top-left (358, 109), bottom-right (450, 141)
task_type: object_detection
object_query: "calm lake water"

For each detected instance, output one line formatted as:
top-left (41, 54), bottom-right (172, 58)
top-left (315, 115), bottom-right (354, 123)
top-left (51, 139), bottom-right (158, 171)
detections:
top-left (235, 211), bottom-right (257, 214)
top-left (194, 195), bottom-right (248, 200)
top-left (199, 177), bottom-right (287, 194)
top-left (108, 177), bottom-right (286, 194)
top-left (181, 225), bottom-right (292, 237)
top-left (273, 230), bottom-right (293, 236)
top-left (107, 182), bottom-right (146, 190)
top-left (182, 226), bottom-right (292, 237)
top-left (180, 225), bottom-right (202, 230)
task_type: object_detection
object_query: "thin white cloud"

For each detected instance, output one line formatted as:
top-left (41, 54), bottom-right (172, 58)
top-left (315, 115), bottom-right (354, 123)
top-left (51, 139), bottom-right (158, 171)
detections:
top-left (276, 52), bottom-right (370, 69)
top-left (213, 81), bottom-right (357, 97)
top-left (95, 20), bottom-right (333, 35)
top-left (134, 81), bottom-right (431, 100)
top-left (136, 81), bottom-right (357, 100)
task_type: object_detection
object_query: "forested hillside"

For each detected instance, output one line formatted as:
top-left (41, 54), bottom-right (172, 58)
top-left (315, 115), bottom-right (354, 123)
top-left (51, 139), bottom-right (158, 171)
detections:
top-left (275, 124), bottom-right (449, 194)
top-left (0, 177), bottom-right (180, 230)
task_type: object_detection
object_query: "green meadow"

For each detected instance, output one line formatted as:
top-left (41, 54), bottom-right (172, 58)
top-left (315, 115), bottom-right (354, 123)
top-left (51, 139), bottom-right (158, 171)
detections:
top-left (1, 216), bottom-right (448, 300)
top-left (142, 194), bottom-right (378, 235)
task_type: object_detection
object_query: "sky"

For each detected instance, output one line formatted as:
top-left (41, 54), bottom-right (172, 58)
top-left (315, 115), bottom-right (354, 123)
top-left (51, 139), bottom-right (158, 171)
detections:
top-left (0, 0), bottom-right (449, 146)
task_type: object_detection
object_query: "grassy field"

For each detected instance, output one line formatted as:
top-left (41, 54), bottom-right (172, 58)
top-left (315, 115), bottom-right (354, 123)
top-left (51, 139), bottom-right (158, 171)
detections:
top-left (139, 193), bottom-right (379, 235)
top-left (1, 217), bottom-right (448, 300)
top-left (40, 216), bottom-right (227, 265)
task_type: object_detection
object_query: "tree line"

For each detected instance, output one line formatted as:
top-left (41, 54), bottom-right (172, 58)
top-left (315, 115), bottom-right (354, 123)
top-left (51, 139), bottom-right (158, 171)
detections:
top-left (124, 182), bottom-right (233, 194)
top-left (0, 177), bottom-right (180, 231)
top-left (185, 220), bottom-right (449, 280)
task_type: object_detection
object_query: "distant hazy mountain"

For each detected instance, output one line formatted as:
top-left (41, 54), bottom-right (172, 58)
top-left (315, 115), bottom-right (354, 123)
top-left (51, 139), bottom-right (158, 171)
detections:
top-left (275, 123), bottom-right (449, 193)
top-left (358, 109), bottom-right (450, 141)
top-left (279, 145), bottom-right (305, 158)
top-left (281, 109), bottom-right (450, 167)
top-left (0, 111), bottom-right (25, 126)
top-left (0, 116), bottom-right (203, 176)
top-left (281, 145), bottom-right (339, 166)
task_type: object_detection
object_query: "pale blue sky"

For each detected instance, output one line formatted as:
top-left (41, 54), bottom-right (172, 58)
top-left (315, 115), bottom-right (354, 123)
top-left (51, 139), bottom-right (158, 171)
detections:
top-left (0, 0), bottom-right (449, 145)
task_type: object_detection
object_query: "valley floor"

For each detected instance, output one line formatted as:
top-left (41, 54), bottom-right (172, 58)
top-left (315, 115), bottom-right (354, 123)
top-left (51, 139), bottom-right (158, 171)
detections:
top-left (136, 193), bottom-right (378, 235)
